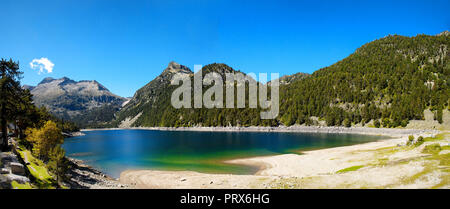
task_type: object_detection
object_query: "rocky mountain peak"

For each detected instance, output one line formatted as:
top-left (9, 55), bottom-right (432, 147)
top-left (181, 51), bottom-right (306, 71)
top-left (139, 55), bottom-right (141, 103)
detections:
top-left (163, 61), bottom-right (192, 74)
top-left (437, 30), bottom-right (449, 37)
top-left (38, 77), bottom-right (56, 85)
top-left (25, 76), bottom-right (125, 126)
top-left (200, 63), bottom-right (241, 78)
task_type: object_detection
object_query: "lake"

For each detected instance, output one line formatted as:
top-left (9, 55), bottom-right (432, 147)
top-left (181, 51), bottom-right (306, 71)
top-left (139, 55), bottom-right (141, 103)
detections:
top-left (62, 129), bottom-right (387, 178)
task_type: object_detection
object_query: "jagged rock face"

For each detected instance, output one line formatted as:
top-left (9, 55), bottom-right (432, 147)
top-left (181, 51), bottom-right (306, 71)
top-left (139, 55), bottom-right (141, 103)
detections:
top-left (122, 61), bottom-right (193, 111)
top-left (26, 77), bottom-right (126, 120)
top-left (437, 30), bottom-right (449, 37)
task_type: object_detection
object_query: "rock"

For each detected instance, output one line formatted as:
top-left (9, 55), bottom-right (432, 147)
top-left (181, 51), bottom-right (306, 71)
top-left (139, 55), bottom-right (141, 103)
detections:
top-left (210, 181), bottom-right (213, 184)
top-left (9, 162), bottom-right (25, 175)
top-left (0, 167), bottom-right (11, 174)
top-left (0, 152), bottom-right (19, 165)
top-left (180, 178), bottom-right (187, 182)
top-left (6, 174), bottom-right (30, 184)
top-left (0, 175), bottom-right (12, 189)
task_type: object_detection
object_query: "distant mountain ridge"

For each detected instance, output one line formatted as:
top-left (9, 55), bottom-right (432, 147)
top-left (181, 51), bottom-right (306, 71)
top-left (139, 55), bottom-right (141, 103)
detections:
top-left (25, 77), bottom-right (127, 127)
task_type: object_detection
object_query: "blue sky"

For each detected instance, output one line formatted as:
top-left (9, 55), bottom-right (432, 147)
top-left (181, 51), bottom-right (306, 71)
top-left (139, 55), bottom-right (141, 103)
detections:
top-left (0, 0), bottom-right (448, 97)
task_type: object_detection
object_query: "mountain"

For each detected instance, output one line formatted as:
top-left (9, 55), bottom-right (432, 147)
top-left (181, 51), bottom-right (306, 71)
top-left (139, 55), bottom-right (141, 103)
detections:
top-left (25, 77), bottom-right (127, 127)
top-left (122, 61), bottom-right (192, 111)
top-left (114, 62), bottom-right (274, 127)
top-left (269, 72), bottom-right (310, 85)
top-left (114, 32), bottom-right (449, 129)
top-left (22, 85), bottom-right (35, 91)
top-left (279, 32), bottom-right (449, 127)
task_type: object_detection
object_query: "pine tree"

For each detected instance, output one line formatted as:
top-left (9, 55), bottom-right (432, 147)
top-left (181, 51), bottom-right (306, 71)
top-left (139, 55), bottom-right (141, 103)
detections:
top-left (0, 59), bottom-right (23, 151)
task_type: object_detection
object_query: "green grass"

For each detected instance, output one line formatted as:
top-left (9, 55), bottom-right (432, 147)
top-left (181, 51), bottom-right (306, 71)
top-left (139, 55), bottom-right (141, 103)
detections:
top-left (376, 158), bottom-right (389, 166)
top-left (390, 139), bottom-right (449, 188)
top-left (11, 181), bottom-right (33, 189)
top-left (16, 146), bottom-right (56, 189)
top-left (436, 153), bottom-right (450, 167)
top-left (424, 133), bottom-right (448, 142)
top-left (336, 165), bottom-right (364, 174)
top-left (422, 143), bottom-right (442, 155)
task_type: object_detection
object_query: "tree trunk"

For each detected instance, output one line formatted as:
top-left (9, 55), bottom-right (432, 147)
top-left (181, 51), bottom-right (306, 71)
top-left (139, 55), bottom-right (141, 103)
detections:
top-left (18, 125), bottom-right (24, 140)
top-left (0, 114), bottom-right (7, 151)
top-left (14, 123), bottom-right (18, 138)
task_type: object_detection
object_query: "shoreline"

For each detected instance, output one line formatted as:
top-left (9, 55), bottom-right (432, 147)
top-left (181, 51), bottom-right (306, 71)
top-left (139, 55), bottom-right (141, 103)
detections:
top-left (75, 125), bottom-right (447, 188)
top-left (119, 129), bottom-right (447, 188)
top-left (64, 158), bottom-right (131, 189)
top-left (81, 125), bottom-right (438, 137)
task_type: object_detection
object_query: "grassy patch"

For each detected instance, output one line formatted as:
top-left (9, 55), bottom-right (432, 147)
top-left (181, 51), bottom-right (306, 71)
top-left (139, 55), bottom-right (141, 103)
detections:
top-left (422, 143), bottom-right (442, 155)
top-left (336, 165), bottom-right (364, 174)
top-left (16, 146), bottom-right (56, 189)
top-left (431, 173), bottom-right (450, 189)
top-left (393, 147), bottom-right (449, 188)
top-left (424, 133), bottom-right (448, 142)
top-left (11, 181), bottom-right (33, 189)
top-left (437, 153), bottom-right (450, 167)
top-left (267, 177), bottom-right (317, 189)
top-left (376, 158), bottom-right (389, 166)
top-left (431, 151), bottom-right (450, 188)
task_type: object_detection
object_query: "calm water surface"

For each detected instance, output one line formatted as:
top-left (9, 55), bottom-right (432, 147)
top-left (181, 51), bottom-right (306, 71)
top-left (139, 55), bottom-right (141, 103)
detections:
top-left (62, 130), bottom-right (388, 178)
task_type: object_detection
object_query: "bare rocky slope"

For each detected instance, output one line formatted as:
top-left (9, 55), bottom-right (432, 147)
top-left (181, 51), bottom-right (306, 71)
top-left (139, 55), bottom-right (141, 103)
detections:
top-left (25, 77), bottom-right (127, 127)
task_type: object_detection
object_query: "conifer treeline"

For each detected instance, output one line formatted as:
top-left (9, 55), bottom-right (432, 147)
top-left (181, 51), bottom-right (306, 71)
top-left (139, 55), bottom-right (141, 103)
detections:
top-left (280, 34), bottom-right (449, 127)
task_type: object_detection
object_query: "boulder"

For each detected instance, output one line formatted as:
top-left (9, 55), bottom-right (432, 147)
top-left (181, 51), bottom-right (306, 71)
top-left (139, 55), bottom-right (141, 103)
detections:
top-left (0, 167), bottom-right (10, 174)
top-left (5, 174), bottom-right (30, 184)
top-left (0, 175), bottom-right (12, 189)
top-left (9, 162), bottom-right (25, 175)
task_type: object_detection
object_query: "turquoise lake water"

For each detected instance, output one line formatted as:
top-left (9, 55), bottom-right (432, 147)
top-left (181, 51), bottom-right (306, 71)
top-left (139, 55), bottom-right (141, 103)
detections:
top-left (62, 129), bottom-right (387, 178)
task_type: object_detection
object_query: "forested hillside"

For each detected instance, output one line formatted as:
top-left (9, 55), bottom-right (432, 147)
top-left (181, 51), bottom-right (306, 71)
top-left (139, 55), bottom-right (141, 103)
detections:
top-left (115, 32), bottom-right (449, 128)
top-left (279, 32), bottom-right (449, 127)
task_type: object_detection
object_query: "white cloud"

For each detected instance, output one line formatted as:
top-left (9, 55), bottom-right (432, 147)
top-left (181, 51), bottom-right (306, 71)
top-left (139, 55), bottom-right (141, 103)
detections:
top-left (30, 57), bottom-right (54, 74)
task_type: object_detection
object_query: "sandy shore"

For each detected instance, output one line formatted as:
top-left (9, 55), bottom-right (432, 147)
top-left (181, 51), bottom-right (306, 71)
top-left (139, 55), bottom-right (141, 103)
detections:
top-left (118, 127), bottom-right (449, 189)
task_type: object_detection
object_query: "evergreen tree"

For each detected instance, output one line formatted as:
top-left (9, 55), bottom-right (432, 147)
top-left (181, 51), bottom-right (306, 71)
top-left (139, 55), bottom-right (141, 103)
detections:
top-left (0, 59), bottom-right (22, 151)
